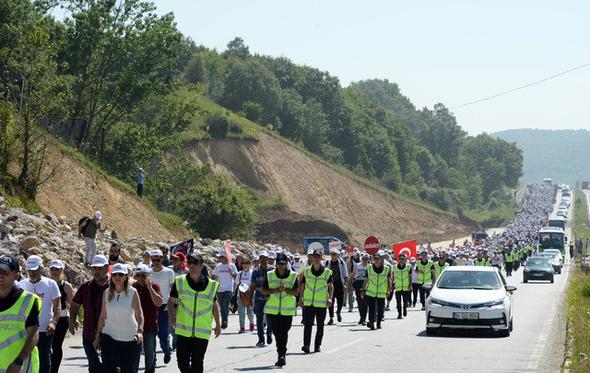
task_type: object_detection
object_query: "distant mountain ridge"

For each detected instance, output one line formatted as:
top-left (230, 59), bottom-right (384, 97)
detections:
top-left (493, 129), bottom-right (590, 185)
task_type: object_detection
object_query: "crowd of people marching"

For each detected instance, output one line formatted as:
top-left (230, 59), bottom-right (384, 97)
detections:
top-left (0, 184), bottom-right (559, 373)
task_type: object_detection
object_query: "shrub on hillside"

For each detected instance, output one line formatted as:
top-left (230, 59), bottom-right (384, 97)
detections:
top-left (206, 113), bottom-right (230, 138)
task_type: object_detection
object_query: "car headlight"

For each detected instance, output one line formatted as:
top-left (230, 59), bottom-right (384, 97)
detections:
top-left (482, 298), bottom-right (507, 308)
top-left (428, 297), bottom-right (451, 307)
top-left (524, 267), bottom-right (530, 272)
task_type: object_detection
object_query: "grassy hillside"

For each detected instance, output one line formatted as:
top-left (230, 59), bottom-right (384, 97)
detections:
top-left (493, 129), bottom-right (590, 185)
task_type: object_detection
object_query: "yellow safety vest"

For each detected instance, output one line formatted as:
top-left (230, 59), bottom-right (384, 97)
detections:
top-left (433, 261), bottom-right (449, 278)
top-left (365, 265), bottom-right (388, 299)
top-left (174, 276), bottom-right (219, 340)
top-left (264, 270), bottom-right (297, 316)
top-left (0, 290), bottom-right (40, 373)
top-left (393, 264), bottom-right (411, 291)
top-left (302, 266), bottom-right (332, 308)
top-left (505, 252), bottom-right (515, 263)
top-left (415, 260), bottom-right (433, 284)
top-left (474, 258), bottom-right (491, 266)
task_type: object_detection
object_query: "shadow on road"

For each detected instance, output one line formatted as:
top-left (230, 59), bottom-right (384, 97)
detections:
top-left (415, 329), bottom-right (503, 338)
top-left (234, 366), bottom-right (277, 371)
top-left (226, 345), bottom-right (261, 350)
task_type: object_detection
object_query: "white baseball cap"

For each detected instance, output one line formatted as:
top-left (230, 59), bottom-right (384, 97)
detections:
top-left (258, 250), bottom-right (268, 257)
top-left (25, 255), bottom-right (43, 271)
top-left (150, 249), bottom-right (163, 257)
top-left (111, 263), bottom-right (128, 275)
top-left (268, 251), bottom-right (277, 259)
top-left (49, 259), bottom-right (64, 269)
top-left (90, 255), bottom-right (109, 267)
top-left (134, 264), bottom-right (151, 275)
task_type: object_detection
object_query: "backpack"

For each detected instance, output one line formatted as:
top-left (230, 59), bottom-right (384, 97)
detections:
top-left (78, 216), bottom-right (90, 234)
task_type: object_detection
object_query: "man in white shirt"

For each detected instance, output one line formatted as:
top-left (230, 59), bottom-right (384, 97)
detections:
top-left (149, 249), bottom-right (175, 364)
top-left (19, 255), bottom-right (61, 373)
top-left (212, 251), bottom-right (237, 329)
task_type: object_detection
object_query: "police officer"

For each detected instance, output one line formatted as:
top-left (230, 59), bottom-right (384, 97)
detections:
top-left (168, 253), bottom-right (221, 373)
top-left (393, 254), bottom-right (412, 319)
top-left (432, 253), bottom-right (449, 283)
top-left (474, 251), bottom-right (491, 266)
top-left (505, 248), bottom-right (514, 277)
top-left (0, 254), bottom-right (42, 373)
top-left (415, 251), bottom-right (434, 310)
top-left (298, 247), bottom-right (333, 354)
top-left (362, 251), bottom-right (391, 330)
top-left (262, 253), bottom-right (299, 367)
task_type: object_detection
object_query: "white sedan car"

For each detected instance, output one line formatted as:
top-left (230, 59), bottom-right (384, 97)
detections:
top-left (424, 267), bottom-right (516, 337)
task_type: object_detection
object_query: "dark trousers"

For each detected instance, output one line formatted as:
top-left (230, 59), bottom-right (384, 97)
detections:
top-left (82, 338), bottom-right (103, 373)
top-left (133, 331), bottom-right (157, 373)
top-left (328, 282), bottom-right (344, 319)
top-left (395, 291), bottom-right (410, 315)
top-left (411, 283), bottom-right (420, 306)
top-left (50, 317), bottom-right (69, 373)
top-left (303, 306), bottom-right (327, 348)
top-left (157, 308), bottom-right (171, 357)
top-left (38, 332), bottom-right (54, 373)
top-left (366, 296), bottom-right (385, 323)
top-left (100, 333), bottom-right (141, 373)
top-left (137, 183), bottom-right (143, 197)
top-left (268, 314), bottom-right (293, 357)
top-left (506, 262), bottom-right (513, 276)
top-left (254, 298), bottom-right (272, 342)
top-left (417, 284), bottom-right (430, 307)
top-left (176, 335), bottom-right (209, 373)
top-left (355, 288), bottom-right (367, 322)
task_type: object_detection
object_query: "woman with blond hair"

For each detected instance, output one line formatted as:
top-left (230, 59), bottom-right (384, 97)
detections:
top-left (94, 263), bottom-right (144, 373)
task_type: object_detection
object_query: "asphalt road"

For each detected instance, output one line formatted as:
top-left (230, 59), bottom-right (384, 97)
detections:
top-left (60, 193), bottom-right (571, 373)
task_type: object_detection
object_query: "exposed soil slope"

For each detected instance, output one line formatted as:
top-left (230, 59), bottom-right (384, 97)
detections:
top-left (186, 133), bottom-right (470, 246)
top-left (35, 148), bottom-right (178, 241)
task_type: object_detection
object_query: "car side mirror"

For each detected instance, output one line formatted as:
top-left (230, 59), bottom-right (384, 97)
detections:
top-left (505, 285), bottom-right (517, 292)
top-left (422, 283), bottom-right (433, 291)
top-left (565, 237), bottom-right (568, 243)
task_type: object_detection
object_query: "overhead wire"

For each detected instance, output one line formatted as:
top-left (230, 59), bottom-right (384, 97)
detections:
top-left (450, 61), bottom-right (590, 110)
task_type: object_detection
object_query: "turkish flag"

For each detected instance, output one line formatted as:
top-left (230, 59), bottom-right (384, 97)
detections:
top-left (392, 240), bottom-right (417, 261)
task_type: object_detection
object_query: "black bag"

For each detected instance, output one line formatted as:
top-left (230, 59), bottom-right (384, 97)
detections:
top-left (78, 217), bottom-right (90, 235)
top-left (229, 272), bottom-right (241, 314)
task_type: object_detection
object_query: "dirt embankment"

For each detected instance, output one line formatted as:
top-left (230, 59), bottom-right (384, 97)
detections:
top-left (185, 132), bottom-right (470, 246)
top-left (35, 149), bottom-right (179, 241)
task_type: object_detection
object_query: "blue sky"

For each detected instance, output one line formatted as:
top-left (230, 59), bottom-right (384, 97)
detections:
top-left (153, 0), bottom-right (590, 135)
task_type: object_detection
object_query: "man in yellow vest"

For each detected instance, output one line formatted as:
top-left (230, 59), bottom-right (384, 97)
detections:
top-left (298, 247), bottom-right (333, 354)
top-left (432, 253), bottom-right (449, 283)
top-left (362, 250), bottom-right (391, 330)
top-left (474, 251), bottom-right (491, 266)
top-left (0, 254), bottom-right (41, 373)
top-left (415, 251), bottom-right (434, 310)
top-left (262, 253), bottom-right (299, 367)
top-left (393, 254), bottom-right (412, 319)
top-left (504, 248), bottom-right (514, 277)
top-left (168, 253), bottom-right (221, 373)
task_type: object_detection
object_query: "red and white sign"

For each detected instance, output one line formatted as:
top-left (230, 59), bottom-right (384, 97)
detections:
top-left (224, 240), bottom-right (233, 264)
top-left (345, 245), bottom-right (356, 254)
top-left (392, 240), bottom-right (417, 261)
top-left (364, 236), bottom-right (380, 255)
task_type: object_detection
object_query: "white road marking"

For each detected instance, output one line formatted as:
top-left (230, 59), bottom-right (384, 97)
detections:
top-left (326, 337), bottom-right (365, 354)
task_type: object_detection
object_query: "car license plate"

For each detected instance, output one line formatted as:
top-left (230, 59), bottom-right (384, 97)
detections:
top-left (453, 312), bottom-right (479, 320)
top-left (533, 273), bottom-right (544, 277)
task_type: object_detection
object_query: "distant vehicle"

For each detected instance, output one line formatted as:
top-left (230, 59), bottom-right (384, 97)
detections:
top-left (582, 181), bottom-right (589, 189)
top-left (543, 178), bottom-right (552, 185)
top-left (472, 231), bottom-right (489, 245)
top-left (557, 209), bottom-right (568, 218)
top-left (538, 252), bottom-right (563, 274)
top-left (542, 249), bottom-right (564, 263)
top-left (547, 216), bottom-right (566, 230)
top-left (424, 267), bottom-right (515, 337)
top-left (538, 227), bottom-right (566, 255)
top-left (562, 188), bottom-right (571, 197)
top-left (303, 237), bottom-right (345, 255)
top-left (523, 257), bottom-right (554, 283)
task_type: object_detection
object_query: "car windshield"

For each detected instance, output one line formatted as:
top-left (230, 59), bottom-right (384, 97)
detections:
top-left (541, 253), bottom-right (558, 259)
top-left (526, 258), bottom-right (552, 267)
top-left (437, 271), bottom-right (501, 289)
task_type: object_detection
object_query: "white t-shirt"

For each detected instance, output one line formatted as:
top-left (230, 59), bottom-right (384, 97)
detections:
top-left (213, 263), bottom-right (238, 292)
top-left (235, 269), bottom-right (253, 290)
top-left (149, 266), bottom-right (175, 304)
top-left (19, 276), bottom-right (60, 332)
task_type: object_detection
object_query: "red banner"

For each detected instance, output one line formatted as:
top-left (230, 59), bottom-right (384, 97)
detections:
top-left (346, 245), bottom-right (356, 254)
top-left (392, 240), bottom-right (417, 261)
top-left (364, 236), bottom-right (380, 255)
top-left (224, 240), bottom-right (233, 264)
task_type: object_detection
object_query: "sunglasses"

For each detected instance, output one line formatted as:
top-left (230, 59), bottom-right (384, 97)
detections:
top-left (187, 260), bottom-right (203, 265)
top-left (112, 273), bottom-right (126, 277)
